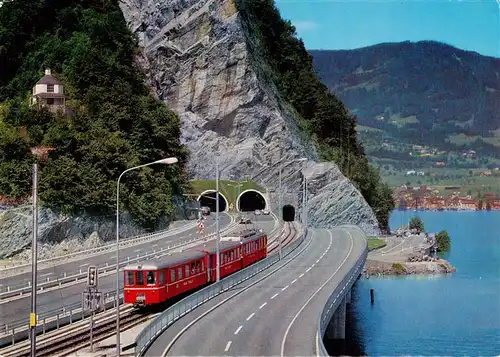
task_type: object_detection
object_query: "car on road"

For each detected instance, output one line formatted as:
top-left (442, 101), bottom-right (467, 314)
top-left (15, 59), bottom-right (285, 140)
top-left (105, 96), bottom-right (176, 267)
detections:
top-left (239, 216), bottom-right (252, 224)
top-left (200, 206), bottom-right (210, 215)
top-left (262, 209), bottom-right (270, 215)
top-left (254, 209), bottom-right (261, 215)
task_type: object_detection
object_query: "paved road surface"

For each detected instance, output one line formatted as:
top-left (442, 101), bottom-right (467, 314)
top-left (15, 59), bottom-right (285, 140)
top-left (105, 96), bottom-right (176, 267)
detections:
top-left (0, 214), bottom-right (231, 290)
top-left (0, 215), bottom-right (275, 327)
top-left (144, 226), bottom-right (366, 357)
top-left (370, 234), bottom-right (426, 262)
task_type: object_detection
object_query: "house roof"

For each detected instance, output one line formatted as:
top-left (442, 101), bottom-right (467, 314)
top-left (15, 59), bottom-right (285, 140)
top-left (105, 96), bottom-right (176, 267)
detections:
top-left (33, 92), bottom-right (65, 98)
top-left (36, 74), bottom-right (61, 86)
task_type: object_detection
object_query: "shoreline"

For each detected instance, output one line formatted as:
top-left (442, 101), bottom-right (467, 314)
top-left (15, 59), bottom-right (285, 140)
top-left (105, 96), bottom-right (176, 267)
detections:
top-left (362, 257), bottom-right (456, 277)
top-left (364, 234), bottom-right (456, 277)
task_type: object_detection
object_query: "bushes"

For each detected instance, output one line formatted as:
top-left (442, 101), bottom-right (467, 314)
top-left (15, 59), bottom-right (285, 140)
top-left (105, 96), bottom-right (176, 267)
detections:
top-left (435, 230), bottom-right (451, 252)
top-left (0, 0), bottom-right (187, 229)
top-left (409, 216), bottom-right (425, 233)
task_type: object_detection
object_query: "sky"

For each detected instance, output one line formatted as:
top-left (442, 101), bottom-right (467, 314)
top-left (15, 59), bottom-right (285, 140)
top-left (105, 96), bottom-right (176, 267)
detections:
top-left (275, 0), bottom-right (500, 58)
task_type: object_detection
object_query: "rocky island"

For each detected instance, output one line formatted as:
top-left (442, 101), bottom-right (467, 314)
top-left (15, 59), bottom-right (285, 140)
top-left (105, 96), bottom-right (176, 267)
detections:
top-left (363, 233), bottom-right (456, 277)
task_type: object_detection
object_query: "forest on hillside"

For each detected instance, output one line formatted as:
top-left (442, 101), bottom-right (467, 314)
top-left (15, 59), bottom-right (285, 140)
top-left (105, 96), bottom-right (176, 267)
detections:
top-left (0, 0), bottom-right (188, 229)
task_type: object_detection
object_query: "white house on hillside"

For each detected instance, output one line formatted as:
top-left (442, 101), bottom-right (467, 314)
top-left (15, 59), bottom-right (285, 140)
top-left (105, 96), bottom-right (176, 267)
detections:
top-left (30, 69), bottom-right (66, 114)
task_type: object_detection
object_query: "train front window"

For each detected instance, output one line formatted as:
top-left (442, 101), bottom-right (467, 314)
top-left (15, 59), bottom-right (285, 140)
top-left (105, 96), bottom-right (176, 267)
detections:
top-left (135, 271), bottom-right (144, 285)
top-left (125, 271), bottom-right (134, 285)
top-left (146, 271), bottom-right (155, 285)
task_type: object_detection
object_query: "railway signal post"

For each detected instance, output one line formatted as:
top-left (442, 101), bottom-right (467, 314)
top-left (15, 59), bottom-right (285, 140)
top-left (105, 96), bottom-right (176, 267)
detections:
top-left (82, 265), bottom-right (101, 353)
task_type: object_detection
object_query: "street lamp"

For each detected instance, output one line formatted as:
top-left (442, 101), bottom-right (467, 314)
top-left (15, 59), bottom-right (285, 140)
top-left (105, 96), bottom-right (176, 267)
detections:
top-left (278, 158), bottom-right (307, 259)
top-left (228, 179), bottom-right (247, 212)
top-left (115, 157), bottom-right (177, 356)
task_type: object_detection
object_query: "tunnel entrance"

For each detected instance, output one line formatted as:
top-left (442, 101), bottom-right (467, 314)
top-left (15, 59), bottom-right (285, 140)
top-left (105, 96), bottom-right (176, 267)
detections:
top-left (237, 190), bottom-right (267, 212)
top-left (198, 190), bottom-right (228, 212)
top-left (282, 204), bottom-right (295, 221)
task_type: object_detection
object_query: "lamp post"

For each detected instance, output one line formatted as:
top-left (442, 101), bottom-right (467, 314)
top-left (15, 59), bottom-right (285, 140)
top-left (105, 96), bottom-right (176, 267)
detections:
top-left (278, 158), bottom-right (307, 259)
top-left (215, 155), bottom-right (221, 283)
top-left (115, 157), bottom-right (178, 356)
top-left (29, 164), bottom-right (38, 357)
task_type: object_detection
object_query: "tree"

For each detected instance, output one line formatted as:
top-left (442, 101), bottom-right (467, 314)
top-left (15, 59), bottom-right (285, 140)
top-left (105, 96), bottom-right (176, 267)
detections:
top-left (0, 0), bottom-right (188, 229)
top-left (409, 216), bottom-right (424, 232)
top-left (435, 230), bottom-right (451, 251)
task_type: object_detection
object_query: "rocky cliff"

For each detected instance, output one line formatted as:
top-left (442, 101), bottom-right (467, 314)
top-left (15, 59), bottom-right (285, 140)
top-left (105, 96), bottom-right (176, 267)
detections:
top-left (119, 0), bottom-right (380, 234)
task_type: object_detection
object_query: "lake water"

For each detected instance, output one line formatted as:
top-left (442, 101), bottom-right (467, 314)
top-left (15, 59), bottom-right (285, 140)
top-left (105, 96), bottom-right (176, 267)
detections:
top-left (325, 210), bottom-right (500, 356)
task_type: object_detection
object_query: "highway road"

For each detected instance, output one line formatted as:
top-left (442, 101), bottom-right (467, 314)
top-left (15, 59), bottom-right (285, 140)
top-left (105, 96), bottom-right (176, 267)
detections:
top-left (370, 233), bottom-right (426, 262)
top-left (0, 214), bottom-right (227, 291)
top-left (144, 226), bottom-right (366, 357)
top-left (0, 214), bottom-right (276, 328)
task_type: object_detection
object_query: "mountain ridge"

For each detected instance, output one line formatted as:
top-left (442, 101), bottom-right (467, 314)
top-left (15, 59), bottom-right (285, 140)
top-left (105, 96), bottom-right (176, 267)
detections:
top-left (310, 41), bottom-right (500, 162)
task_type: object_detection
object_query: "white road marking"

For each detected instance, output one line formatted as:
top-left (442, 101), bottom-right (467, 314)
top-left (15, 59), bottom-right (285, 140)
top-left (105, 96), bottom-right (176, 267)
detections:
top-left (291, 279), bottom-right (297, 284)
top-left (299, 273), bottom-right (304, 278)
top-left (316, 259), bottom-right (320, 263)
top-left (271, 293), bottom-right (279, 299)
top-left (246, 313), bottom-right (255, 321)
top-left (311, 264), bottom-right (315, 268)
top-left (40, 272), bottom-right (53, 277)
top-left (225, 341), bottom-right (232, 352)
top-left (79, 263), bottom-right (89, 267)
top-left (281, 229), bottom-right (354, 357)
top-left (281, 285), bottom-right (289, 291)
top-left (259, 302), bottom-right (267, 309)
top-left (152, 244), bottom-right (158, 247)
top-left (306, 267), bottom-right (311, 272)
top-left (134, 249), bottom-right (142, 253)
top-left (234, 326), bottom-right (242, 335)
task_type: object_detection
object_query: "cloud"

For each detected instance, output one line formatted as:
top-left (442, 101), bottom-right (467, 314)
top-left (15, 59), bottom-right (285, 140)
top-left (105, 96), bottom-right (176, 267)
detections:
top-left (293, 20), bottom-right (319, 32)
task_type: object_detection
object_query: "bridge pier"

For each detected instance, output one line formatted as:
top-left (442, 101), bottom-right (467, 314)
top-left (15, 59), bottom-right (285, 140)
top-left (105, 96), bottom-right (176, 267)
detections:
top-left (325, 296), bottom-right (346, 340)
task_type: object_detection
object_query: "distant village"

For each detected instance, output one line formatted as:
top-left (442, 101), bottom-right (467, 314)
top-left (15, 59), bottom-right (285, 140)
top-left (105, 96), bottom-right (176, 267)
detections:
top-left (393, 185), bottom-right (500, 211)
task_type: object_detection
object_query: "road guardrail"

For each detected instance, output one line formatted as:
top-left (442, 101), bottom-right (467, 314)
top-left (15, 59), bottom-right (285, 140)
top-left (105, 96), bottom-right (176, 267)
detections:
top-left (135, 222), bottom-right (305, 356)
top-left (0, 217), bottom-right (237, 300)
top-left (0, 219), bottom-right (201, 272)
top-left (0, 217), bottom-right (241, 342)
top-left (316, 226), bottom-right (368, 356)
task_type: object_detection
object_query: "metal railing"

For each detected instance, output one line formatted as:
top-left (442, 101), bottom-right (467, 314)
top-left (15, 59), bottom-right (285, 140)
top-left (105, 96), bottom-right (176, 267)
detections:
top-left (0, 219), bottom-right (241, 342)
top-left (0, 219), bottom-right (202, 272)
top-left (135, 224), bottom-right (305, 356)
top-left (0, 217), bottom-right (235, 297)
top-left (316, 226), bottom-right (368, 357)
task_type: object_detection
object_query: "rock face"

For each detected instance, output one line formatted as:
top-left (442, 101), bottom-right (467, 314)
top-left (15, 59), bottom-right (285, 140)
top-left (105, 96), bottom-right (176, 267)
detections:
top-left (119, 0), bottom-right (380, 235)
top-left (0, 198), bottom-right (197, 259)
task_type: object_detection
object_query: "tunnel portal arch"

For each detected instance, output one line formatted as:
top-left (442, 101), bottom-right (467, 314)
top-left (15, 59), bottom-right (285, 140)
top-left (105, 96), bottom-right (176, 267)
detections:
top-left (282, 204), bottom-right (295, 221)
top-left (197, 190), bottom-right (228, 212)
top-left (236, 189), bottom-right (268, 212)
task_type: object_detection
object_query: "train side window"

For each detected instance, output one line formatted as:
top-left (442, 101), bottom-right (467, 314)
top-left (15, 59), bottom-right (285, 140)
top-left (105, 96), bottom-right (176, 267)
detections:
top-left (230, 251), bottom-right (234, 260)
top-left (178, 267), bottom-right (183, 279)
top-left (159, 271), bottom-right (164, 285)
top-left (185, 264), bottom-right (190, 277)
top-left (191, 262), bottom-right (195, 274)
top-left (125, 271), bottom-right (134, 285)
top-left (135, 271), bottom-right (144, 285)
top-left (202, 260), bottom-right (205, 271)
top-left (170, 269), bottom-right (175, 282)
top-left (146, 271), bottom-right (155, 285)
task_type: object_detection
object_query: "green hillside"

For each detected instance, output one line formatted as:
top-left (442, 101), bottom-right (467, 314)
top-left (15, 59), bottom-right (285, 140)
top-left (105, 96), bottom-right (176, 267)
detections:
top-left (0, 0), bottom-right (188, 229)
top-left (310, 41), bottom-right (500, 188)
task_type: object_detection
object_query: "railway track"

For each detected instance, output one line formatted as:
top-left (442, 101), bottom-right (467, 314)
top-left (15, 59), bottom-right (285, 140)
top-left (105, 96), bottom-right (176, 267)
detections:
top-left (0, 217), bottom-right (297, 357)
top-left (0, 305), bottom-right (147, 357)
top-left (268, 222), bottom-right (297, 255)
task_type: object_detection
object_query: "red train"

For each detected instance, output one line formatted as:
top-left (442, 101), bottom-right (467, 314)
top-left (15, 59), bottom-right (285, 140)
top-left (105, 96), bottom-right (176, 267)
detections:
top-left (123, 229), bottom-right (268, 306)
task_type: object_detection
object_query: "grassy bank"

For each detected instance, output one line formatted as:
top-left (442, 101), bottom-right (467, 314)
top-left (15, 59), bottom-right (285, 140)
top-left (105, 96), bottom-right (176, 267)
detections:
top-left (189, 180), bottom-right (265, 206)
top-left (367, 237), bottom-right (387, 251)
